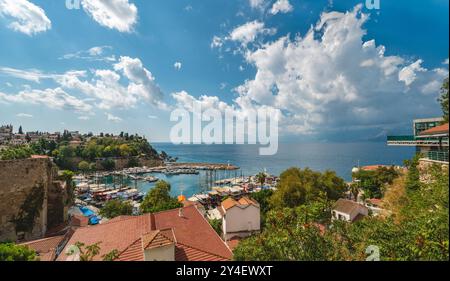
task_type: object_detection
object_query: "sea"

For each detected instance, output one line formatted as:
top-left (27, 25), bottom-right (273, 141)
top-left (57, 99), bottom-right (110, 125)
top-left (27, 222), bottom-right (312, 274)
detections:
top-left (114, 142), bottom-right (414, 198)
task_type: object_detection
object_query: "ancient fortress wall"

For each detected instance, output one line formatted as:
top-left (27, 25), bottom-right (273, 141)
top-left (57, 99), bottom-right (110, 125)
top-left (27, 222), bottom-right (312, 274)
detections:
top-left (0, 158), bottom-right (63, 242)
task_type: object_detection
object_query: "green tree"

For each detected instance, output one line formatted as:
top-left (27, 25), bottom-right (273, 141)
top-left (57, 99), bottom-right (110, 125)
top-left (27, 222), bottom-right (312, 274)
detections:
top-left (0, 146), bottom-right (35, 160)
top-left (249, 189), bottom-right (273, 227)
top-left (250, 189), bottom-right (273, 215)
top-left (352, 166), bottom-right (399, 199)
top-left (127, 157), bottom-right (139, 168)
top-left (78, 161), bottom-right (90, 173)
top-left (255, 172), bottom-right (267, 187)
top-left (233, 199), bottom-right (333, 261)
top-left (101, 159), bottom-right (116, 171)
top-left (67, 242), bottom-right (120, 261)
top-left (140, 180), bottom-right (182, 213)
top-left (119, 144), bottom-right (132, 157)
top-left (270, 167), bottom-right (346, 209)
top-left (89, 163), bottom-right (97, 171)
top-left (59, 170), bottom-right (75, 205)
top-left (439, 77), bottom-right (449, 123)
top-left (405, 154), bottom-right (421, 191)
top-left (55, 145), bottom-right (75, 170)
top-left (209, 219), bottom-right (222, 236)
top-left (102, 249), bottom-right (119, 261)
top-left (0, 243), bottom-right (37, 261)
top-left (99, 200), bottom-right (133, 219)
top-left (75, 242), bottom-right (100, 261)
top-left (349, 182), bottom-right (360, 202)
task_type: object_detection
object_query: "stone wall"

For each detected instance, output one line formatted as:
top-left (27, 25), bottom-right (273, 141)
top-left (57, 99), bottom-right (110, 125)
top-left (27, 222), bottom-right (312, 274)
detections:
top-left (418, 158), bottom-right (449, 183)
top-left (0, 158), bottom-right (67, 242)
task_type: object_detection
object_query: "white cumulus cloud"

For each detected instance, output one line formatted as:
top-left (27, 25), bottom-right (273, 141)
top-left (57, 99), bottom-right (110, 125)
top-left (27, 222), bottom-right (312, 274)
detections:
top-left (398, 59), bottom-right (426, 86)
top-left (81, 0), bottom-right (138, 33)
top-left (197, 5), bottom-right (448, 140)
top-left (248, 0), bottom-right (265, 9)
top-left (0, 0), bottom-right (51, 35)
top-left (229, 21), bottom-right (276, 46)
top-left (1, 56), bottom-right (166, 112)
top-left (0, 88), bottom-right (93, 114)
top-left (270, 0), bottom-right (293, 15)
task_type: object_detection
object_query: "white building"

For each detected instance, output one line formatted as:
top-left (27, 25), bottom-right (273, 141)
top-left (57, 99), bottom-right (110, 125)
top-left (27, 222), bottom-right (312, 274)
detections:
top-left (220, 197), bottom-right (260, 241)
top-left (332, 198), bottom-right (369, 223)
top-left (9, 134), bottom-right (27, 146)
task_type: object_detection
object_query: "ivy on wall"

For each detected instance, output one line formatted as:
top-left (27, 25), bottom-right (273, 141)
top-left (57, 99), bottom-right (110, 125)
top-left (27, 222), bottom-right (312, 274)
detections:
top-left (12, 184), bottom-right (45, 234)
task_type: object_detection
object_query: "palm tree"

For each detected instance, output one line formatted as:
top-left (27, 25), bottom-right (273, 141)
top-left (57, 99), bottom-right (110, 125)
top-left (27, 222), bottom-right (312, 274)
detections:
top-left (256, 172), bottom-right (267, 187)
top-left (350, 182), bottom-right (360, 202)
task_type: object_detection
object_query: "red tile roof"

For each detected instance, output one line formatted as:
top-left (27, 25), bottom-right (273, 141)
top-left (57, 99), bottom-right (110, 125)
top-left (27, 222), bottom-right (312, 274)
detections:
top-left (175, 243), bottom-right (229, 261)
top-left (333, 199), bottom-right (367, 214)
top-left (30, 155), bottom-right (50, 159)
top-left (142, 229), bottom-right (174, 250)
top-left (57, 205), bottom-right (232, 261)
top-left (361, 165), bottom-right (389, 171)
top-left (20, 235), bottom-right (65, 261)
top-left (419, 123), bottom-right (449, 137)
top-left (221, 196), bottom-right (259, 211)
top-left (226, 236), bottom-right (242, 251)
top-left (367, 198), bottom-right (383, 207)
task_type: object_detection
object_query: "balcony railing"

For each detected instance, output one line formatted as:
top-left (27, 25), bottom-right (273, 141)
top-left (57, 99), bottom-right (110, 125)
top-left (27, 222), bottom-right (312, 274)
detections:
top-left (427, 151), bottom-right (449, 163)
top-left (387, 136), bottom-right (449, 146)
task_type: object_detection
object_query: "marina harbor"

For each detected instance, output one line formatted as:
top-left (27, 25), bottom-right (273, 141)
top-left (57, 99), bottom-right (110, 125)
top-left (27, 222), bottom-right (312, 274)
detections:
top-left (71, 162), bottom-right (278, 225)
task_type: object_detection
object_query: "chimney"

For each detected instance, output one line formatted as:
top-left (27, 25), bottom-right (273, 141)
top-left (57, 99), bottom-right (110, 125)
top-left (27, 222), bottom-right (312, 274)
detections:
top-left (149, 213), bottom-right (156, 231)
top-left (178, 208), bottom-right (184, 218)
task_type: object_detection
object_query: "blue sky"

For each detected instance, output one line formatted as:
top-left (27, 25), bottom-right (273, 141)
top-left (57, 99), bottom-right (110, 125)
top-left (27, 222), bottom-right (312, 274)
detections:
top-left (0, 0), bottom-right (448, 142)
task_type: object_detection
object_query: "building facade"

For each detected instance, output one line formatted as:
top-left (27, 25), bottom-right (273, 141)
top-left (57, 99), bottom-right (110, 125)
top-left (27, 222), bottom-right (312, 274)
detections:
top-left (220, 197), bottom-right (261, 241)
top-left (332, 199), bottom-right (369, 223)
top-left (387, 117), bottom-right (449, 163)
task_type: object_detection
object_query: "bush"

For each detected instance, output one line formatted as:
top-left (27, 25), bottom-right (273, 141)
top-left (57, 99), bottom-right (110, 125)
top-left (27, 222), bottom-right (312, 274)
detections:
top-left (101, 159), bottom-right (116, 171)
top-left (99, 200), bottom-right (133, 219)
top-left (209, 219), bottom-right (222, 236)
top-left (140, 180), bottom-right (182, 213)
top-left (0, 243), bottom-right (37, 261)
top-left (270, 167), bottom-right (346, 208)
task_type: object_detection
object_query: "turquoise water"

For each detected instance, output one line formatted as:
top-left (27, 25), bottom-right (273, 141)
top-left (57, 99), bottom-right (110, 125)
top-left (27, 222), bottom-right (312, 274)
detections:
top-left (129, 142), bottom-right (415, 198)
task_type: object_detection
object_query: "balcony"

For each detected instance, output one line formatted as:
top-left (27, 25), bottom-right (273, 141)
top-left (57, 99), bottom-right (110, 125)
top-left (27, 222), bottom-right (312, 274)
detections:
top-left (387, 135), bottom-right (418, 146)
top-left (426, 151), bottom-right (449, 163)
top-left (387, 136), bottom-right (449, 147)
